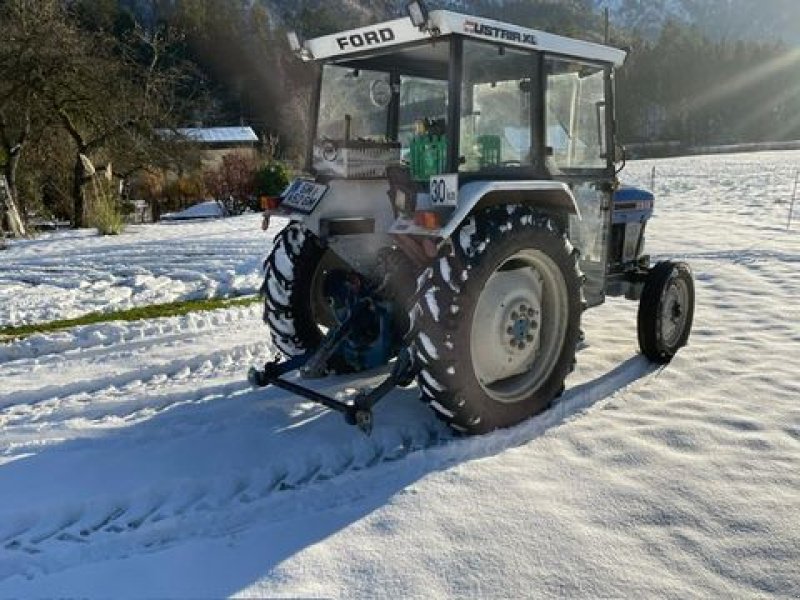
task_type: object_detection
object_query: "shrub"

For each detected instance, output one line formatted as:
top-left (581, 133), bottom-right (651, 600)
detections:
top-left (255, 161), bottom-right (290, 197)
top-left (87, 178), bottom-right (125, 235)
top-left (203, 153), bottom-right (258, 216)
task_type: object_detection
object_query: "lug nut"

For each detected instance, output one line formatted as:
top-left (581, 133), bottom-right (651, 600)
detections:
top-left (511, 311), bottom-right (518, 320)
top-left (526, 335), bottom-right (534, 342)
top-left (528, 309), bottom-right (535, 317)
top-left (507, 327), bottom-right (514, 335)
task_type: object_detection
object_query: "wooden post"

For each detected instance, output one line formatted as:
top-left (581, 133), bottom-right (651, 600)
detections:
top-left (650, 166), bottom-right (656, 193)
top-left (0, 175), bottom-right (26, 238)
top-left (604, 8), bottom-right (610, 45)
top-left (0, 205), bottom-right (6, 249)
top-left (789, 169), bottom-right (799, 230)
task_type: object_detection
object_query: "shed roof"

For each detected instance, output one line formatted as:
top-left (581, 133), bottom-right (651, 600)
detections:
top-left (160, 127), bottom-right (259, 144)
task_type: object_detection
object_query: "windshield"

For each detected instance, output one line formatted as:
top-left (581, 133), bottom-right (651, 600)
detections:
top-left (313, 49), bottom-right (450, 179)
top-left (317, 65), bottom-right (391, 141)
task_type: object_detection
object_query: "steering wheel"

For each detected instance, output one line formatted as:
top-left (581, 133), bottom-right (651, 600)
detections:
top-left (321, 140), bottom-right (339, 162)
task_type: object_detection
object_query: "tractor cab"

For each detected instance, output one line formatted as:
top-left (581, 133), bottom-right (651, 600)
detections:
top-left (308, 15), bottom-right (620, 182)
top-left (283, 10), bottom-right (634, 306)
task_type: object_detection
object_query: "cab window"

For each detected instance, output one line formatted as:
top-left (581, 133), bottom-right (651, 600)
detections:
top-left (545, 59), bottom-right (608, 170)
top-left (459, 41), bottom-right (535, 173)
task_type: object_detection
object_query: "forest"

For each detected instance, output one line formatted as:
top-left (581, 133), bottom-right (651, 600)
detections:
top-left (1, 0), bottom-right (799, 229)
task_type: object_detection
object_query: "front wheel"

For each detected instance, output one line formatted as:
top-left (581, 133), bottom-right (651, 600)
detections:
top-left (637, 261), bottom-right (695, 363)
top-left (411, 206), bottom-right (583, 435)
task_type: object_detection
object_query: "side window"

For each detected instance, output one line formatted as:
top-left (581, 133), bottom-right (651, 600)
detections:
top-left (545, 59), bottom-right (608, 170)
top-left (460, 41), bottom-right (534, 172)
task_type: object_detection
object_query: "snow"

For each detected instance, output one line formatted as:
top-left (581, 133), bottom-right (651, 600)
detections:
top-left (458, 216), bottom-right (477, 255)
top-left (417, 331), bottom-right (440, 360)
top-left (0, 214), bottom-right (287, 327)
top-left (0, 150), bottom-right (799, 597)
top-left (425, 287), bottom-right (441, 322)
top-left (161, 199), bottom-right (228, 221)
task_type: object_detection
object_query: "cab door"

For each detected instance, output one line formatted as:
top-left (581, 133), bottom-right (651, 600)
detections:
top-left (544, 57), bottom-right (615, 308)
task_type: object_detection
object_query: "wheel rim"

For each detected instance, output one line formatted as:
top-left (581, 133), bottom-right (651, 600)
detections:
top-left (470, 249), bottom-right (569, 404)
top-left (660, 274), bottom-right (690, 348)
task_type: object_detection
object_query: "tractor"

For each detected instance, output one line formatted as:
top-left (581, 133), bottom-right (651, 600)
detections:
top-left (248, 5), bottom-right (696, 435)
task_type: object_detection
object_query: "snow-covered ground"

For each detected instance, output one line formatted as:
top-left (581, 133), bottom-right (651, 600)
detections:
top-left (0, 214), bottom-right (278, 327)
top-left (0, 151), bottom-right (799, 597)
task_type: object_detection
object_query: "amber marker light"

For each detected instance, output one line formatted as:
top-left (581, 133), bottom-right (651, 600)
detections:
top-left (261, 196), bottom-right (282, 211)
top-left (414, 211), bottom-right (441, 230)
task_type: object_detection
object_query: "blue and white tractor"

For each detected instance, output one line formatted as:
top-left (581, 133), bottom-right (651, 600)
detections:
top-left (249, 5), bottom-right (695, 435)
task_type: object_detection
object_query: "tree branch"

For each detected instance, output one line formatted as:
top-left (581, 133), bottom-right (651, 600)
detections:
top-left (85, 118), bottom-right (141, 154)
top-left (57, 106), bottom-right (87, 151)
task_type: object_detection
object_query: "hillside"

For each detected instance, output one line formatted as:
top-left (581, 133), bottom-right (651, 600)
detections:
top-left (597, 0), bottom-right (800, 42)
top-left (277, 0), bottom-right (800, 43)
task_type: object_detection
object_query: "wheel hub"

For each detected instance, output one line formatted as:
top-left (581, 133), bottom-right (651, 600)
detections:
top-left (661, 278), bottom-right (689, 347)
top-left (508, 305), bottom-right (539, 348)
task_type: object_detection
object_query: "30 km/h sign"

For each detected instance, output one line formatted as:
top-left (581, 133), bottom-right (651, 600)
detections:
top-left (430, 174), bottom-right (459, 207)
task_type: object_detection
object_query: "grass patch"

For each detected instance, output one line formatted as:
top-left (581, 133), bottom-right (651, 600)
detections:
top-left (0, 295), bottom-right (261, 341)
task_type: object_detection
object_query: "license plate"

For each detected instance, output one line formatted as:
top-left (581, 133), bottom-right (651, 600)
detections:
top-left (429, 174), bottom-right (459, 207)
top-left (282, 180), bottom-right (329, 214)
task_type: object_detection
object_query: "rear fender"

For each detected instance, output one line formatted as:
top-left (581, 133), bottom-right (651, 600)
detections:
top-left (439, 180), bottom-right (581, 240)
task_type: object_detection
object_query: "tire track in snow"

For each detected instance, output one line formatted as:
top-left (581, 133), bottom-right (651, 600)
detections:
top-left (0, 420), bottom-right (450, 579)
top-left (0, 305), bottom-right (271, 414)
top-left (0, 339), bottom-right (271, 419)
top-left (0, 352), bottom-right (659, 582)
top-left (0, 307), bottom-right (275, 461)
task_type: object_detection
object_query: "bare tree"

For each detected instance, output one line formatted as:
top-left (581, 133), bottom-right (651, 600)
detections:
top-left (0, 1), bottom-right (195, 228)
top-left (49, 28), bottom-right (161, 226)
top-left (0, 0), bottom-right (75, 231)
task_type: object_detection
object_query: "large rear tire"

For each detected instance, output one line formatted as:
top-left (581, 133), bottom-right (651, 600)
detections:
top-left (411, 206), bottom-right (583, 435)
top-left (637, 261), bottom-right (695, 363)
top-left (261, 222), bottom-right (344, 362)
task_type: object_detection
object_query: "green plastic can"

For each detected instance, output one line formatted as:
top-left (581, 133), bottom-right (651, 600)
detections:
top-left (410, 135), bottom-right (448, 181)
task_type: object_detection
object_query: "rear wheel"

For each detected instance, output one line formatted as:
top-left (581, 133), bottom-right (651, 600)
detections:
top-left (261, 222), bottom-right (344, 361)
top-left (411, 206), bottom-right (583, 434)
top-left (637, 261), bottom-right (695, 363)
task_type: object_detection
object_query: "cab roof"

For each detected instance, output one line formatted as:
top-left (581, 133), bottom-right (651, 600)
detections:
top-left (303, 10), bottom-right (627, 67)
